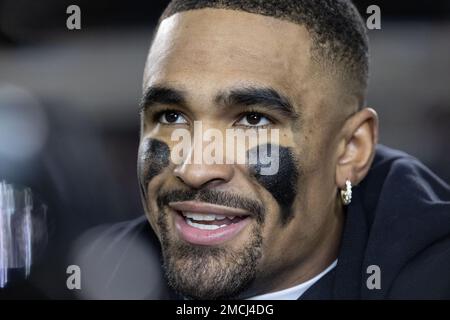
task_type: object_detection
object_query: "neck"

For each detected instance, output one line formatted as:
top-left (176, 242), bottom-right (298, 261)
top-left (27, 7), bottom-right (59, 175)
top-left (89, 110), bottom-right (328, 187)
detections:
top-left (239, 197), bottom-right (344, 299)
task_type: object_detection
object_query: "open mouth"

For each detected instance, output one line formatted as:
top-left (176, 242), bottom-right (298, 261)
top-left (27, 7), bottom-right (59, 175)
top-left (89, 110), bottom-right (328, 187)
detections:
top-left (183, 212), bottom-right (246, 230)
top-left (169, 201), bottom-right (252, 246)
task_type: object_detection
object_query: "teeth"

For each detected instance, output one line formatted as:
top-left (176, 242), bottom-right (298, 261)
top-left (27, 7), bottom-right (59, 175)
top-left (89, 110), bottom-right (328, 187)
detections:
top-left (186, 219), bottom-right (228, 230)
top-left (182, 212), bottom-right (228, 221)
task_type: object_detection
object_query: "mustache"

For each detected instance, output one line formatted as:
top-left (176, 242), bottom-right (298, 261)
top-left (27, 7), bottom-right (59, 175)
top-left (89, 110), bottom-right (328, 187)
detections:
top-left (157, 189), bottom-right (265, 223)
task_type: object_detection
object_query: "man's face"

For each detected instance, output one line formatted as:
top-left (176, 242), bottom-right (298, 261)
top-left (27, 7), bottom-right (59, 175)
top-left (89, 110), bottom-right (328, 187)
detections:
top-left (139, 9), bottom-right (345, 299)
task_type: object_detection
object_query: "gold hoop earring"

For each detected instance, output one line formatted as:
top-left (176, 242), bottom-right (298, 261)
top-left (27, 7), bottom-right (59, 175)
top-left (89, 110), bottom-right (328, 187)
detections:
top-left (340, 179), bottom-right (352, 205)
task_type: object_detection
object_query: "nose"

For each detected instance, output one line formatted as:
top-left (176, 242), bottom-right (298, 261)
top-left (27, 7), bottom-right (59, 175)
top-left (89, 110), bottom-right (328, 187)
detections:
top-left (173, 143), bottom-right (234, 189)
top-left (174, 163), bottom-right (234, 189)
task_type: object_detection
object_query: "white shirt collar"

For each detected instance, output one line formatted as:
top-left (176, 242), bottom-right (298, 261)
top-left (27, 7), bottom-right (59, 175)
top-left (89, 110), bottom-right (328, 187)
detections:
top-left (247, 260), bottom-right (337, 300)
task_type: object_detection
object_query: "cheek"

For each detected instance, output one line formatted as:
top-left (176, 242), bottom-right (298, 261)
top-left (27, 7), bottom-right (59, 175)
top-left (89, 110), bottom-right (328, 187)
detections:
top-left (138, 138), bottom-right (170, 194)
top-left (247, 144), bottom-right (299, 224)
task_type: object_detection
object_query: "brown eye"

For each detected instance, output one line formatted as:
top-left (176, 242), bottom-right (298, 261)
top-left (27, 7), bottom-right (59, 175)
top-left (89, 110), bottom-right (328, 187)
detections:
top-left (236, 112), bottom-right (271, 127)
top-left (165, 111), bottom-right (179, 123)
top-left (246, 113), bottom-right (262, 125)
top-left (158, 111), bottom-right (187, 124)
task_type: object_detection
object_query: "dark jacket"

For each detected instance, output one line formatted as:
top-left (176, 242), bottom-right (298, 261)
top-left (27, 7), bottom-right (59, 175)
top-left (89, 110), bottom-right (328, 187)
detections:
top-left (302, 145), bottom-right (450, 299)
top-left (77, 145), bottom-right (450, 299)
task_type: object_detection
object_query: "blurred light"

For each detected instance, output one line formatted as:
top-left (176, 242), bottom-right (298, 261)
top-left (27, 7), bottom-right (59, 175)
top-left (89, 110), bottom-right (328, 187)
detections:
top-left (71, 224), bottom-right (164, 299)
top-left (0, 85), bottom-right (48, 160)
top-left (0, 181), bottom-right (48, 288)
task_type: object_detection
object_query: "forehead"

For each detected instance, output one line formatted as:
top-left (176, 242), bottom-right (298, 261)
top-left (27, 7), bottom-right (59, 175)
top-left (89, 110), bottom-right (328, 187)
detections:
top-left (143, 8), bottom-right (313, 102)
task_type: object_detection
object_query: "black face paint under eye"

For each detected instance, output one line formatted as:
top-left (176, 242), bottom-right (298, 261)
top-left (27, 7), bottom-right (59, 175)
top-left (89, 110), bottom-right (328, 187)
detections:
top-left (138, 138), bottom-right (170, 198)
top-left (247, 144), bottom-right (299, 224)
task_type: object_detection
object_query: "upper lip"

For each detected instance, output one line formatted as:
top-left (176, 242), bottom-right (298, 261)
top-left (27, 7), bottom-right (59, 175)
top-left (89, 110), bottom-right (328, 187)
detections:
top-left (168, 201), bottom-right (251, 217)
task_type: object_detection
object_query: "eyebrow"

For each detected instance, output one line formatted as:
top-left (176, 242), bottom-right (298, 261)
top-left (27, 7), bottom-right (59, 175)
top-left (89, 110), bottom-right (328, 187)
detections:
top-left (215, 86), bottom-right (300, 119)
top-left (140, 85), bottom-right (300, 119)
top-left (140, 85), bottom-right (187, 112)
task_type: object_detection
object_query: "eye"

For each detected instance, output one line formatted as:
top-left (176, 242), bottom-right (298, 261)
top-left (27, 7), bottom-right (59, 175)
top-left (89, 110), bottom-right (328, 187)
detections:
top-left (236, 112), bottom-right (271, 127)
top-left (158, 111), bottom-right (188, 124)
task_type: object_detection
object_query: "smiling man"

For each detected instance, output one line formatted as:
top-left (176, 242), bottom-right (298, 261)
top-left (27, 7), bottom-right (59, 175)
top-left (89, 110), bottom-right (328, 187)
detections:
top-left (81, 0), bottom-right (450, 300)
top-left (138, 0), bottom-right (369, 300)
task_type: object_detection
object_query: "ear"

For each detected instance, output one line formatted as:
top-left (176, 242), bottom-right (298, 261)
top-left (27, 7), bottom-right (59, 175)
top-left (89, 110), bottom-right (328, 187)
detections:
top-left (336, 108), bottom-right (378, 188)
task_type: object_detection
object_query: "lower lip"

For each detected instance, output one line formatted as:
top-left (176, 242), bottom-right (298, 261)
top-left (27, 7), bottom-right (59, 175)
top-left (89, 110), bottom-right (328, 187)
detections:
top-left (174, 212), bottom-right (251, 246)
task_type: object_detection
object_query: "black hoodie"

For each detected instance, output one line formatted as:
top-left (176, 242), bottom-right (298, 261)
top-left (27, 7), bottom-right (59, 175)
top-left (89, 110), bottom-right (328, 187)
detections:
top-left (302, 145), bottom-right (450, 299)
top-left (76, 145), bottom-right (450, 299)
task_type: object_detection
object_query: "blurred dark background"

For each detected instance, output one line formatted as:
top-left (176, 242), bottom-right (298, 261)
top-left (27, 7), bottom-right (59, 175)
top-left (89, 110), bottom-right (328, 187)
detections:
top-left (0, 0), bottom-right (449, 299)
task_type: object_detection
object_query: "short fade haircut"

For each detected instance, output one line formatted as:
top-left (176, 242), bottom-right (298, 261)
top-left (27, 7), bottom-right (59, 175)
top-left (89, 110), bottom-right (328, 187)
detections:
top-left (159, 0), bottom-right (369, 108)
